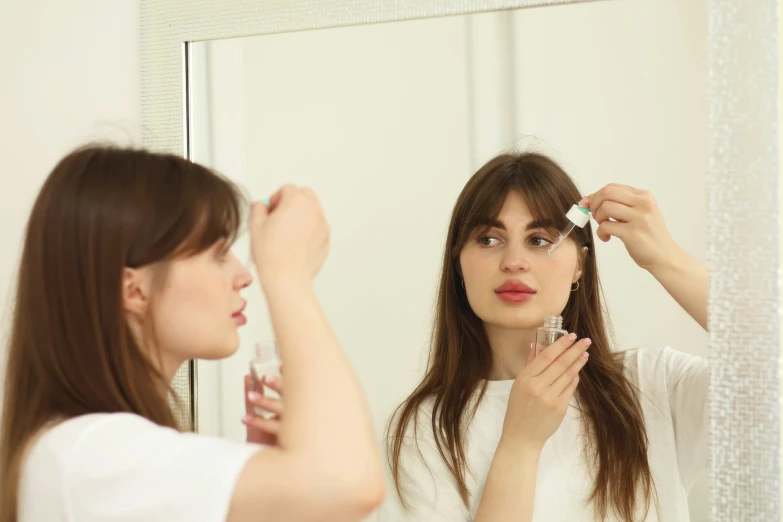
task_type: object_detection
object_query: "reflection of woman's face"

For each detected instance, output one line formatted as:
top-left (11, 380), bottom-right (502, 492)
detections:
top-left (459, 191), bottom-right (583, 332)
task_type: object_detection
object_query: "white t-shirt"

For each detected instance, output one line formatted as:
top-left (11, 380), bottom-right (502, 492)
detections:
top-left (376, 347), bottom-right (708, 522)
top-left (18, 413), bottom-right (260, 522)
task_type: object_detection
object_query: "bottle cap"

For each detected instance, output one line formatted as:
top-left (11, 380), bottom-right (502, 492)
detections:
top-left (566, 204), bottom-right (591, 228)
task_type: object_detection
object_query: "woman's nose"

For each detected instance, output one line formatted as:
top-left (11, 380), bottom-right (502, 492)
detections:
top-left (500, 242), bottom-right (530, 272)
top-left (235, 256), bottom-right (254, 289)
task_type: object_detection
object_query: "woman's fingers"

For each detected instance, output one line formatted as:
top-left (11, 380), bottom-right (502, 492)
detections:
top-left (263, 374), bottom-right (284, 396)
top-left (559, 373), bottom-right (581, 400)
top-left (549, 349), bottom-right (589, 396)
top-left (248, 390), bottom-right (283, 417)
top-left (242, 415), bottom-right (281, 435)
top-left (537, 337), bottom-right (591, 387)
top-left (596, 219), bottom-right (625, 243)
top-left (586, 184), bottom-right (642, 216)
top-left (603, 183), bottom-right (644, 195)
top-left (526, 333), bottom-right (578, 376)
top-left (244, 374), bottom-right (256, 415)
top-left (592, 200), bottom-right (636, 225)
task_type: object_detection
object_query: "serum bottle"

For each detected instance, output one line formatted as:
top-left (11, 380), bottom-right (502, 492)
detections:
top-left (535, 315), bottom-right (568, 356)
top-left (249, 341), bottom-right (281, 419)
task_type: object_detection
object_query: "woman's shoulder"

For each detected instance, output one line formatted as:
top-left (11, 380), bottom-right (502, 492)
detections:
top-left (24, 411), bottom-right (258, 491)
top-left (619, 347), bottom-right (708, 399)
top-left (20, 414), bottom-right (167, 511)
top-left (22, 415), bottom-right (260, 521)
top-left (620, 346), bottom-right (706, 377)
top-left (26, 413), bottom-right (165, 469)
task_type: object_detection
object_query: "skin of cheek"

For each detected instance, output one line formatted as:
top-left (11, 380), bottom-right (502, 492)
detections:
top-left (533, 246), bottom-right (580, 318)
top-left (152, 255), bottom-right (240, 363)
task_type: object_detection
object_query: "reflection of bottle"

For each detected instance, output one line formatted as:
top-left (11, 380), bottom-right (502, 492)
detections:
top-left (249, 341), bottom-right (281, 419)
top-left (535, 316), bottom-right (567, 356)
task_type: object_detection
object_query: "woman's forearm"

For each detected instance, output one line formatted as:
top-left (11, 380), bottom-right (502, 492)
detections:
top-left (474, 439), bottom-right (542, 522)
top-left (263, 281), bottom-right (383, 494)
top-left (648, 248), bottom-right (708, 331)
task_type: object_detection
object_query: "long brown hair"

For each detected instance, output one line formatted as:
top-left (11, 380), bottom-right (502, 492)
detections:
top-left (387, 152), bottom-right (655, 521)
top-left (0, 145), bottom-right (244, 522)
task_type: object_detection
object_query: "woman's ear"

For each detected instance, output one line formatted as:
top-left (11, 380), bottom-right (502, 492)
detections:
top-left (122, 267), bottom-right (151, 317)
top-left (573, 246), bottom-right (588, 283)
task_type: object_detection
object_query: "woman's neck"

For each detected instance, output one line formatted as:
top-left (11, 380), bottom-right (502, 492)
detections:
top-left (484, 325), bottom-right (536, 381)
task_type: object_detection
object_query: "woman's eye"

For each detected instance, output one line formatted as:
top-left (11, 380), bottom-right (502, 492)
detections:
top-left (530, 236), bottom-right (554, 248)
top-left (478, 236), bottom-right (501, 247)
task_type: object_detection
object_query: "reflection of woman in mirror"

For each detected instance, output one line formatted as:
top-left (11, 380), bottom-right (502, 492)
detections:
top-left (0, 146), bottom-right (384, 522)
top-left (380, 153), bottom-right (708, 521)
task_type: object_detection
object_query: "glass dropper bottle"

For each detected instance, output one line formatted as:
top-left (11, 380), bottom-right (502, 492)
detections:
top-left (548, 204), bottom-right (591, 256)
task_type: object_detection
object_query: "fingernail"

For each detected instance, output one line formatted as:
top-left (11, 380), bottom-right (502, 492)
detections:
top-left (264, 375), bottom-right (278, 385)
top-left (583, 338), bottom-right (592, 347)
top-left (248, 391), bottom-right (261, 401)
top-left (568, 332), bottom-right (577, 341)
top-left (578, 197), bottom-right (589, 207)
top-left (242, 415), bottom-right (252, 423)
top-left (582, 352), bottom-right (590, 359)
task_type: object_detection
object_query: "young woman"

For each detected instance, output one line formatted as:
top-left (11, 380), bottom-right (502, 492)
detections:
top-left (380, 152), bottom-right (708, 521)
top-left (0, 145), bottom-right (384, 522)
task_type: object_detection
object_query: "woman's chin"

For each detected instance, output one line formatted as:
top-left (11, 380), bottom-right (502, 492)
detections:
top-left (201, 348), bottom-right (239, 360)
top-left (198, 337), bottom-right (241, 360)
top-left (485, 316), bottom-right (545, 331)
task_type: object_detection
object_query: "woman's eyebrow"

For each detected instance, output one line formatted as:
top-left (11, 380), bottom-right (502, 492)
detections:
top-left (526, 219), bottom-right (557, 231)
top-left (474, 218), bottom-right (557, 232)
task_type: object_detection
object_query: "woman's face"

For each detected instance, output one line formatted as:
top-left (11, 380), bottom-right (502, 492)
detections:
top-left (459, 191), bottom-right (584, 332)
top-left (126, 240), bottom-right (252, 376)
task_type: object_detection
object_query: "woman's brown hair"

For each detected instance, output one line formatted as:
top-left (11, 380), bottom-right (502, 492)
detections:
top-left (0, 145), bottom-right (244, 522)
top-left (387, 152), bottom-right (655, 521)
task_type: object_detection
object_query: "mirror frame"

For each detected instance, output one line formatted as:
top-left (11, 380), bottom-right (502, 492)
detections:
top-left (140, 0), bottom-right (781, 518)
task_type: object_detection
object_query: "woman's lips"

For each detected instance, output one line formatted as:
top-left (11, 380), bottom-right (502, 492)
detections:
top-left (232, 300), bottom-right (247, 325)
top-left (495, 291), bottom-right (535, 303)
top-left (494, 280), bottom-right (536, 302)
top-left (495, 280), bottom-right (536, 293)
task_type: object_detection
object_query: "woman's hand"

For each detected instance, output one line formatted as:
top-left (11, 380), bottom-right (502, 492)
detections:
top-left (250, 185), bottom-right (330, 290)
top-left (583, 184), bottom-right (708, 330)
top-left (243, 374), bottom-right (284, 446)
top-left (582, 184), bottom-right (682, 272)
top-left (502, 333), bottom-right (591, 450)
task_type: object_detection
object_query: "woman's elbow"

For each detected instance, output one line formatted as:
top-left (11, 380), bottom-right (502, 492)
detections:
top-left (333, 466), bottom-right (386, 518)
top-left (355, 473), bottom-right (386, 513)
top-left (289, 456), bottom-right (384, 520)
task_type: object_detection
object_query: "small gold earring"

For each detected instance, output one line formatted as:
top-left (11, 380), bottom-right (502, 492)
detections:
top-left (571, 281), bottom-right (580, 292)
top-left (461, 279), bottom-right (465, 289)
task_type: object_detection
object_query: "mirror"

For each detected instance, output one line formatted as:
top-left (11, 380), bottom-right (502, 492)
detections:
top-left (189, 0), bottom-right (709, 519)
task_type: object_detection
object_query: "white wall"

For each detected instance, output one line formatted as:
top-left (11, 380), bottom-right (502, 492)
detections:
top-left (512, 0), bottom-right (708, 358)
top-left (512, 2), bottom-right (710, 519)
top-left (0, 0), bottom-right (141, 382)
